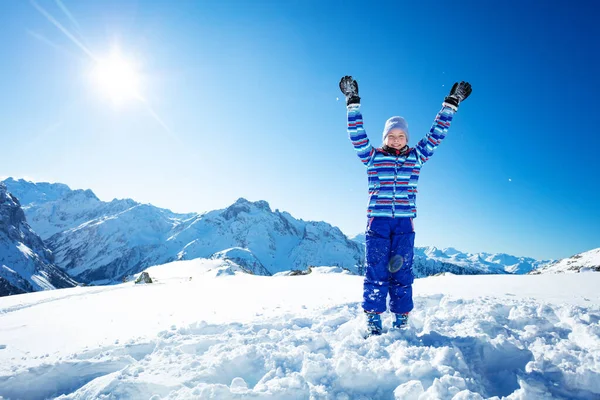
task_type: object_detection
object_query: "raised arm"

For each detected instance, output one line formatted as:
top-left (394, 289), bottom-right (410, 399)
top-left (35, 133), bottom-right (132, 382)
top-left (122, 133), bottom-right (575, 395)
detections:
top-left (415, 81), bottom-right (472, 164)
top-left (414, 106), bottom-right (456, 164)
top-left (347, 104), bottom-right (375, 166)
top-left (340, 76), bottom-right (375, 166)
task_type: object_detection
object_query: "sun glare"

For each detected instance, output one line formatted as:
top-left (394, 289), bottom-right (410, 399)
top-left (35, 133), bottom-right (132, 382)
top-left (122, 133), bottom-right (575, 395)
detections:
top-left (91, 49), bottom-right (142, 105)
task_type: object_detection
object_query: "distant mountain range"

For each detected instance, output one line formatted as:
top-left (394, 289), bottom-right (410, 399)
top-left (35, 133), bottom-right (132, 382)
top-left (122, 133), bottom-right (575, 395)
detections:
top-left (530, 248), bottom-right (600, 274)
top-left (1, 177), bottom-right (595, 298)
top-left (2, 178), bottom-right (362, 285)
top-left (349, 234), bottom-right (551, 276)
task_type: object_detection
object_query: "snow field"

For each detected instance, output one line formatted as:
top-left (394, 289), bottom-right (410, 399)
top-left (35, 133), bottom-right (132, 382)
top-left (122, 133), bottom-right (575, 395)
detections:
top-left (0, 261), bottom-right (599, 399)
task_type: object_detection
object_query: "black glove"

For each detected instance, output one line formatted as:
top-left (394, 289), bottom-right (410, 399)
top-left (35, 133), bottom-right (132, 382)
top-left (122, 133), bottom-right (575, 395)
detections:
top-left (443, 81), bottom-right (472, 109)
top-left (339, 75), bottom-right (360, 106)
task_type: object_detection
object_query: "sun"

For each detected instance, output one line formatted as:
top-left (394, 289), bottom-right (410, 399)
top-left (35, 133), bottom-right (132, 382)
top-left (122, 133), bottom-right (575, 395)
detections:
top-left (91, 48), bottom-right (142, 105)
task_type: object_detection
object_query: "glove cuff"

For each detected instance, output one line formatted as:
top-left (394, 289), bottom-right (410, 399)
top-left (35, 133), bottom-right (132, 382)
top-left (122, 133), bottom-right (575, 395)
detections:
top-left (443, 96), bottom-right (459, 111)
top-left (442, 101), bottom-right (458, 111)
top-left (346, 95), bottom-right (361, 106)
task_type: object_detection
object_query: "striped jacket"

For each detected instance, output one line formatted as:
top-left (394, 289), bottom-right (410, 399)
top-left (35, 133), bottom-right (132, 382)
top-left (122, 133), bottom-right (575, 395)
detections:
top-left (347, 104), bottom-right (456, 218)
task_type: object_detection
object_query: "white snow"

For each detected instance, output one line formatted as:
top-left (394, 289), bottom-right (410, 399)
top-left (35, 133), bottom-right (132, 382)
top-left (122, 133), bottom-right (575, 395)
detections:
top-left (1, 264), bottom-right (16, 274)
top-left (16, 243), bottom-right (34, 258)
top-left (29, 273), bottom-right (55, 291)
top-left (1, 259), bottom-right (599, 399)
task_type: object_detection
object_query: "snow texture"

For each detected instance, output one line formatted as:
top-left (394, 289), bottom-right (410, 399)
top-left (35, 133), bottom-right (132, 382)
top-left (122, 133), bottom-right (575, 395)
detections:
top-left (1, 259), bottom-right (599, 400)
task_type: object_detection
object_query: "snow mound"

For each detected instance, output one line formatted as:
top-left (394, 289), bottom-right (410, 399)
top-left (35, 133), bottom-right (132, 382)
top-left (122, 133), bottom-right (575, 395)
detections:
top-left (273, 266), bottom-right (351, 276)
top-left (308, 266), bottom-right (351, 275)
top-left (210, 247), bottom-right (271, 276)
top-left (141, 258), bottom-right (247, 281)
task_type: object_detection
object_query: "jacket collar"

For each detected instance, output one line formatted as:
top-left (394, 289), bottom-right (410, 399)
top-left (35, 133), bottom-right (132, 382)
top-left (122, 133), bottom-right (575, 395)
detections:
top-left (381, 145), bottom-right (410, 157)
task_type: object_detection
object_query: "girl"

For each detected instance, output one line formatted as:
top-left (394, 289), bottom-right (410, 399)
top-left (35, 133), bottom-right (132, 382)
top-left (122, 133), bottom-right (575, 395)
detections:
top-left (339, 76), bottom-right (472, 336)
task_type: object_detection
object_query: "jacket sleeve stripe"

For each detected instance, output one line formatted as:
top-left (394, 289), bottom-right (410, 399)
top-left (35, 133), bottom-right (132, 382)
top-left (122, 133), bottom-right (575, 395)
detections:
top-left (415, 105), bottom-right (456, 164)
top-left (347, 104), bottom-right (374, 166)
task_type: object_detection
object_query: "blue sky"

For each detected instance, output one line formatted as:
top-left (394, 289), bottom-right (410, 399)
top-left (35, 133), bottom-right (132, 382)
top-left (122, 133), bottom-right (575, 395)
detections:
top-left (1, 0), bottom-right (598, 260)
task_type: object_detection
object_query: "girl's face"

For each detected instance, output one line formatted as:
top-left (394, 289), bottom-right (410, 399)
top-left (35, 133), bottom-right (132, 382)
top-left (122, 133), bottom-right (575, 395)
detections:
top-left (385, 129), bottom-right (407, 150)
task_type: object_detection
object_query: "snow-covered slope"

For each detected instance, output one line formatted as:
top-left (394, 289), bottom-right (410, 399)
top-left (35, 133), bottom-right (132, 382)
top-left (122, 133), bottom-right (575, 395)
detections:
top-left (3, 179), bottom-right (363, 284)
top-left (531, 247), bottom-right (600, 274)
top-left (210, 247), bottom-right (272, 276)
top-left (0, 183), bottom-right (77, 296)
top-left (47, 202), bottom-right (198, 284)
top-left (0, 259), bottom-right (598, 399)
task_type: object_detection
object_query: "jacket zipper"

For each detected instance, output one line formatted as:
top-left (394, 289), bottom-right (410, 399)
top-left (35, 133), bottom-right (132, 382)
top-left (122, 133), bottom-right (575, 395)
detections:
top-left (392, 154), bottom-right (399, 218)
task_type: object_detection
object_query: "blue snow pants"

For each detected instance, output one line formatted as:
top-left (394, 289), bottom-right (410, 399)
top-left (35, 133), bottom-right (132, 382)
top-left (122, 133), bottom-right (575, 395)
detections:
top-left (362, 216), bottom-right (415, 314)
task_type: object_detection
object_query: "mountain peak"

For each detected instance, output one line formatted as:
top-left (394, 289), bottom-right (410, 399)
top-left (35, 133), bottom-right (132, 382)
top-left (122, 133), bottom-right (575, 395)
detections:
top-left (0, 183), bottom-right (24, 222)
top-left (64, 188), bottom-right (100, 202)
top-left (232, 198), bottom-right (271, 210)
top-left (223, 198), bottom-right (272, 219)
top-left (254, 200), bottom-right (271, 212)
top-left (442, 247), bottom-right (461, 256)
top-left (2, 178), bottom-right (72, 206)
top-left (3, 177), bottom-right (71, 190)
top-left (423, 246), bottom-right (445, 258)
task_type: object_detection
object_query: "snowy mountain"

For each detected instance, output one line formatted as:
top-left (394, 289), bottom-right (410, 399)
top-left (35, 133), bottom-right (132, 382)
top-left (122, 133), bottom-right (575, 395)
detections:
top-left (349, 232), bottom-right (366, 244)
top-left (1, 259), bottom-right (599, 399)
top-left (351, 234), bottom-right (551, 275)
top-left (2, 177), bottom-right (174, 240)
top-left (414, 246), bottom-right (551, 275)
top-left (530, 247), bottom-right (600, 274)
top-left (2, 179), bottom-right (363, 284)
top-left (2, 178), bottom-right (557, 287)
top-left (0, 182), bottom-right (76, 296)
top-left (170, 198), bottom-right (362, 275)
top-left (1, 177), bottom-right (73, 208)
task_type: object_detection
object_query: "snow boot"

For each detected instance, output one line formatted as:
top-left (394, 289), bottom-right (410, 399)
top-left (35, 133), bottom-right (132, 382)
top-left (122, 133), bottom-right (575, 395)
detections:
top-left (392, 312), bottom-right (409, 329)
top-left (365, 311), bottom-right (382, 336)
